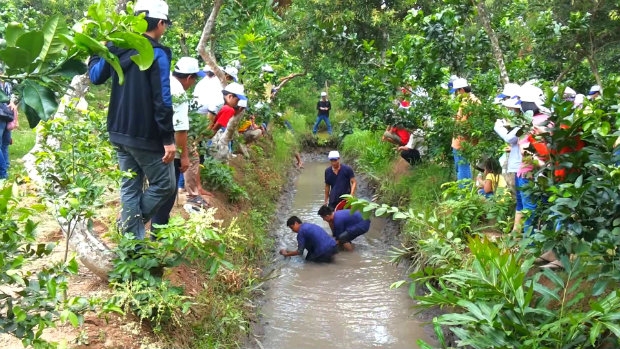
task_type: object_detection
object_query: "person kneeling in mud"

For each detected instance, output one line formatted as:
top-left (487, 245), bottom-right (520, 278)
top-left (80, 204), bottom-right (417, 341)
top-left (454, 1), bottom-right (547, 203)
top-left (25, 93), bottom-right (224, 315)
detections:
top-left (318, 205), bottom-right (370, 251)
top-left (280, 216), bottom-right (338, 263)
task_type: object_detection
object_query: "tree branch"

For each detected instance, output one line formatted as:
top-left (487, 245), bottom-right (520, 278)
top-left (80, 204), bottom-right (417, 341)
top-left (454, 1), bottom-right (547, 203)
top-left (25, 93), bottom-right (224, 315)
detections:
top-left (196, 0), bottom-right (225, 85)
top-left (271, 71), bottom-right (307, 100)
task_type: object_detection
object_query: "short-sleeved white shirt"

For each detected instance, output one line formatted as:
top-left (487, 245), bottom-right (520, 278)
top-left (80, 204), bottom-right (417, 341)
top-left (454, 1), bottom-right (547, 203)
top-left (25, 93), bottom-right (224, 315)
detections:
top-left (170, 74), bottom-right (190, 132)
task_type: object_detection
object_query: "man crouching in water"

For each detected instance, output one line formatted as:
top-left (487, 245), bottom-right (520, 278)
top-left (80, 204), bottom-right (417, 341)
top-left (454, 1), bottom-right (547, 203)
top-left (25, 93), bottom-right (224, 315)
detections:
top-left (318, 205), bottom-right (370, 251)
top-left (280, 216), bottom-right (338, 263)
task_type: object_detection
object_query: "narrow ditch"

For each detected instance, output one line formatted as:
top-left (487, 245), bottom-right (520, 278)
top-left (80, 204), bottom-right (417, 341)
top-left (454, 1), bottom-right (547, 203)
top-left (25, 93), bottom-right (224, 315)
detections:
top-left (249, 157), bottom-right (437, 349)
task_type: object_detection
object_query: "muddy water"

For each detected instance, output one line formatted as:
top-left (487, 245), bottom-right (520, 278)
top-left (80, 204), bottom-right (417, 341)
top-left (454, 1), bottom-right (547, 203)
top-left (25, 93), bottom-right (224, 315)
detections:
top-left (257, 161), bottom-right (434, 349)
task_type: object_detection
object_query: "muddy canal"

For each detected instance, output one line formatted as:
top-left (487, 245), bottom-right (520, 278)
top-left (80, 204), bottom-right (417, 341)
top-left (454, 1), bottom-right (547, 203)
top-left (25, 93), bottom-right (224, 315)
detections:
top-left (254, 161), bottom-right (434, 349)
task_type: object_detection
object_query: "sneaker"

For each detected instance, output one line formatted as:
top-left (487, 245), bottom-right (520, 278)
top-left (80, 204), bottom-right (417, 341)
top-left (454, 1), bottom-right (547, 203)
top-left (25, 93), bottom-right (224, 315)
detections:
top-left (187, 196), bottom-right (210, 208)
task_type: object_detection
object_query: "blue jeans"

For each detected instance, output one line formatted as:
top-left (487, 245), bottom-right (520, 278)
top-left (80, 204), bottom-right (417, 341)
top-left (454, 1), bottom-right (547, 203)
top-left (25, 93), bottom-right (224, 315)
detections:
top-left (114, 143), bottom-right (175, 239)
top-left (515, 176), bottom-right (537, 236)
top-left (452, 148), bottom-right (471, 181)
top-left (0, 120), bottom-right (8, 179)
top-left (312, 114), bottom-right (332, 134)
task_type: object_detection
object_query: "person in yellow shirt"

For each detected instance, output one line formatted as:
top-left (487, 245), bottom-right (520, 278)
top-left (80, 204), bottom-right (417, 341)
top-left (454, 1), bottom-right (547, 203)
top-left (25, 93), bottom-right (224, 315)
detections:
top-left (476, 157), bottom-right (507, 198)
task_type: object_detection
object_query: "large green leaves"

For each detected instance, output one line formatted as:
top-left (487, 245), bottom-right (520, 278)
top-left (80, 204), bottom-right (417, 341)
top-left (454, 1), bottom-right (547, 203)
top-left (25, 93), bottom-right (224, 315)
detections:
top-left (73, 32), bottom-right (125, 84)
top-left (21, 80), bottom-right (58, 127)
top-left (109, 32), bottom-right (154, 71)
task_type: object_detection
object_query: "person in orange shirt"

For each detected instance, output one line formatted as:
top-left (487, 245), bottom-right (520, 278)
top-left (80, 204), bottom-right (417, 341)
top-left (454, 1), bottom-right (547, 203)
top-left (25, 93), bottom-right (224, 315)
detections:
top-left (450, 78), bottom-right (480, 181)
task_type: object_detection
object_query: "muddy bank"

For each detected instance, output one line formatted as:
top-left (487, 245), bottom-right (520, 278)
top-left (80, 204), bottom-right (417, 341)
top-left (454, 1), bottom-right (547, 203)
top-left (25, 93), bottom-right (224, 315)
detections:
top-left (246, 153), bottom-right (442, 348)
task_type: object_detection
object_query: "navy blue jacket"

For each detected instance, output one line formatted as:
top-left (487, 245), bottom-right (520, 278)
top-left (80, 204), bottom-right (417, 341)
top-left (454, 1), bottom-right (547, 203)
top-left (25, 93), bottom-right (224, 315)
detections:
top-left (88, 35), bottom-right (174, 152)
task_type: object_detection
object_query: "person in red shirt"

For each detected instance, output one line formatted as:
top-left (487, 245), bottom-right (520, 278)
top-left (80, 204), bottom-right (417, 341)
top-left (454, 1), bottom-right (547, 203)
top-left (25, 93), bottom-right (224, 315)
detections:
top-left (382, 125), bottom-right (410, 146)
top-left (209, 82), bottom-right (246, 132)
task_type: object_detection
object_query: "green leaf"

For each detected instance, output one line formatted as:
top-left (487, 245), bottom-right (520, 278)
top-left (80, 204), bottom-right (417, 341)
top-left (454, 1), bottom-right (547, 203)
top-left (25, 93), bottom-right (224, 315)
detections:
top-left (574, 174), bottom-right (583, 188)
top-left (16, 31), bottom-right (45, 64)
top-left (0, 47), bottom-right (31, 69)
top-left (56, 59), bottom-right (87, 78)
top-left (73, 32), bottom-right (124, 84)
top-left (22, 80), bottom-right (58, 123)
top-left (592, 279), bottom-right (609, 296)
top-left (5, 22), bottom-right (25, 47)
top-left (533, 283), bottom-right (560, 301)
top-left (390, 280), bottom-right (406, 289)
top-left (601, 321), bottom-right (620, 338)
top-left (108, 32), bottom-right (154, 71)
top-left (39, 15), bottom-right (67, 61)
top-left (589, 321), bottom-right (603, 346)
top-left (393, 211), bottom-right (407, 219)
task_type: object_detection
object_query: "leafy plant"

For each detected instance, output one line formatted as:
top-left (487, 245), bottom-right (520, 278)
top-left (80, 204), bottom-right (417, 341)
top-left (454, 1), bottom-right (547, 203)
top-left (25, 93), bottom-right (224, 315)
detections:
top-left (107, 211), bottom-right (232, 332)
top-left (201, 156), bottom-right (248, 203)
top-left (0, 184), bottom-right (89, 349)
top-left (416, 238), bottom-right (620, 349)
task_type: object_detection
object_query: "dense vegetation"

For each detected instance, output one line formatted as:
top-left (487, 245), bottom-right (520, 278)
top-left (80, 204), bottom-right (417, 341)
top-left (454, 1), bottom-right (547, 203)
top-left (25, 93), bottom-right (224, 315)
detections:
top-left (1, 0), bottom-right (619, 348)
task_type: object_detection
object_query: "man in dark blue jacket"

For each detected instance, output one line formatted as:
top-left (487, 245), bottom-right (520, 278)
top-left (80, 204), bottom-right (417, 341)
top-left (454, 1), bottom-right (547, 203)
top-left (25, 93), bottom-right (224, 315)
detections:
top-left (318, 205), bottom-right (370, 251)
top-left (88, 0), bottom-right (175, 240)
top-left (280, 216), bottom-right (338, 263)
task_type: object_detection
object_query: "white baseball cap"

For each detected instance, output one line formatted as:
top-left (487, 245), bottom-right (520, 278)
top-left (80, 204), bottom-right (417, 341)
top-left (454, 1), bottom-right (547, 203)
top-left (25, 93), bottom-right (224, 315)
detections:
top-left (452, 78), bottom-right (469, 91)
top-left (321, 92), bottom-right (327, 97)
top-left (328, 150), bottom-right (340, 160)
top-left (496, 83), bottom-right (521, 99)
top-left (134, 0), bottom-right (169, 21)
top-left (222, 82), bottom-right (247, 100)
top-left (223, 66), bottom-right (239, 81)
top-left (174, 57), bottom-right (206, 77)
top-left (588, 85), bottom-right (601, 95)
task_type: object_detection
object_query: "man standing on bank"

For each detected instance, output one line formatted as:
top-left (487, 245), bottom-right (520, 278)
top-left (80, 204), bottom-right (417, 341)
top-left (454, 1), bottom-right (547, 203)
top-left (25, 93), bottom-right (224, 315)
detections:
top-left (312, 91), bottom-right (332, 135)
top-left (88, 0), bottom-right (175, 239)
top-left (280, 216), bottom-right (338, 263)
top-left (318, 205), bottom-right (370, 251)
top-left (324, 150), bottom-right (356, 209)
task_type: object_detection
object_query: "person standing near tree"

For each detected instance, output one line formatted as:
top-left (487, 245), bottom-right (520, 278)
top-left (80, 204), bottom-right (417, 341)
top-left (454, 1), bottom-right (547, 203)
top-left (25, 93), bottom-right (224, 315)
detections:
top-left (151, 57), bottom-right (204, 230)
top-left (450, 78), bottom-right (479, 182)
top-left (0, 75), bottom-right (18, 181)
top-left (312, 91), bottom-right (332, 135)
top-left (88, 0), bottom-right (176, 239)
top-left (324, 150), bottom-right (356, 209)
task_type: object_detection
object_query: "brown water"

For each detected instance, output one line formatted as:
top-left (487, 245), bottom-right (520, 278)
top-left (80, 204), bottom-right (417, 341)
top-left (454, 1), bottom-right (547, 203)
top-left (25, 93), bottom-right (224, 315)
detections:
top-left (257, 161), bottom-right (434, 349)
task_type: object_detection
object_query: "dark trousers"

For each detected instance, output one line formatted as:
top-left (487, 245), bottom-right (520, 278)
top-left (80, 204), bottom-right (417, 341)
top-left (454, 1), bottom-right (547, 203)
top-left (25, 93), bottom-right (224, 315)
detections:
top-left (151, 159), bottom-right (182, 231)
top-left (401, 148), bottom-right (421, 165)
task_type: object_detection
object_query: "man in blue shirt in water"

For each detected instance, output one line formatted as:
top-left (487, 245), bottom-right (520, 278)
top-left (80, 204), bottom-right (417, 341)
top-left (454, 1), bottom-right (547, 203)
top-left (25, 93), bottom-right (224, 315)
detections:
top-left (318, 205), bottom-right (370, 251)
top-left (324, 150), bottom-right (357, 209)
top-left (280, 216), bottom-right (338, 263)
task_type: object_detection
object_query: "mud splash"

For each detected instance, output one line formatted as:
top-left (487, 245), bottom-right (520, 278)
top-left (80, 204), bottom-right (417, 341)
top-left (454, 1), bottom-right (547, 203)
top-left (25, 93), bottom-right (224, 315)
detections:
top-left (254, 161), bottom-right (434, 349)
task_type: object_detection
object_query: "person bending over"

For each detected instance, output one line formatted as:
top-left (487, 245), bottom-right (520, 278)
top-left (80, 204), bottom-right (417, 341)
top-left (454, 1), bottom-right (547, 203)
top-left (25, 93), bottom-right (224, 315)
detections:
top-left (318, 205), bottom-right (370, 251)
top-left (280, 216), bottom-right (338, 263)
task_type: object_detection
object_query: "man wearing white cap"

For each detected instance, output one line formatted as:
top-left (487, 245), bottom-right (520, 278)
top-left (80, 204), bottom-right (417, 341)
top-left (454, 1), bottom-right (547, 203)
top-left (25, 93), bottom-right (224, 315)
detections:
top-left (325, 150), bottom-right (356, 209)
top-left (313, 92), bottom-right (332, 135)
top-left (152, 57), bottom-right (205, 225)
top-left (88, 0), bottom-right (175, 240)
top-left (588, 85), bottom-right (601, 100)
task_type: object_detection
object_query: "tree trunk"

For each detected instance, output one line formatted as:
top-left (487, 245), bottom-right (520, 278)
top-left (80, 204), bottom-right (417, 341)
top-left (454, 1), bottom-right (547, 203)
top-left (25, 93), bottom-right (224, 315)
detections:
top-left (474, 0), bottom-right (509, 85)
top-left (586, 55), bottom-right (602, 88)
top-left (196, 0), bottom-right (226, 83)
